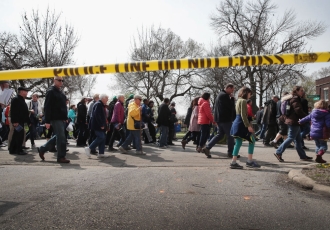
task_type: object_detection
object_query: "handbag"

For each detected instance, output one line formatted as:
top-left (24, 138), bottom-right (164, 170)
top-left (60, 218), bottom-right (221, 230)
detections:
top-left (132, 116), bottom-right (145, 129)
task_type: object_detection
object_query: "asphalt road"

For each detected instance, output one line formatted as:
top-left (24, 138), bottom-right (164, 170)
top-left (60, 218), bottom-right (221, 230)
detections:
top-left (1, 139), bottom-right (330, 229)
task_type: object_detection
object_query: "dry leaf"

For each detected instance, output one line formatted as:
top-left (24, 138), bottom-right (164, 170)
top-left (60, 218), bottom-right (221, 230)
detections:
top-left (159, 190), bottom-right (165, 194)
top-left (218, 180), bottom-right (222, 182)
top-left (244, 196), bottom-right (251, 200)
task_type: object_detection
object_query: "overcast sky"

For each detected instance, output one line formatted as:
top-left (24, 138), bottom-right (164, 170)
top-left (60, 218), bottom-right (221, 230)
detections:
top-left (1, 0), bottom-right (329, 114)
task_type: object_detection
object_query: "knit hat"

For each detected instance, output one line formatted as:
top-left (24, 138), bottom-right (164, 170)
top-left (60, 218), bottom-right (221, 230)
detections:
top-left (113, 96), bottom-right (117, 100)
top-left (128, 94), bottom-right (134, 99)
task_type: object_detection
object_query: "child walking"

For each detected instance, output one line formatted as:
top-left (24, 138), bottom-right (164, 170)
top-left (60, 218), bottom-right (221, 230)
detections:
top-left (230, 86), bottom-right (260, 169)
top-left (299, 100), bottom-right (330, 163)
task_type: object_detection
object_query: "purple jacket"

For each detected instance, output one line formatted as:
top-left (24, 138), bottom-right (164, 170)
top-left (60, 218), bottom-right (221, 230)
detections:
top-left (300, 109), bottom-right (330, 139)
top-left (111, 101), bottom-right (124, 124)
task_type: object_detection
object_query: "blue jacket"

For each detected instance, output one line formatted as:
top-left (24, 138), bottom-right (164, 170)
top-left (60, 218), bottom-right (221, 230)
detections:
top-left (90, 100), bottom-right (107, 132)
top-left (300, 109), bottom-right (330, 139)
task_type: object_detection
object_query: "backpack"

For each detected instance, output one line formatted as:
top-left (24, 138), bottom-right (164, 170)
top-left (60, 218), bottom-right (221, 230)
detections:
top-left (280, 100), bottom-right (291, 116)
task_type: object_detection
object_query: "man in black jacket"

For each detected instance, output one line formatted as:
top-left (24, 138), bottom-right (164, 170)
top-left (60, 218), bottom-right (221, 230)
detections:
top-left (8, 87), bottom-right (31, 155)
top-left (156, 98), bottom-right (171, 148)
top-left (37, 77), bottom-right (70, 163)
top-left (203, 83), bottom-right (236, 158)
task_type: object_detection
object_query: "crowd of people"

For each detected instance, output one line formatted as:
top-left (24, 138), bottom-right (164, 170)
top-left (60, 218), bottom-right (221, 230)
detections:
top-left (0, 78), bottom-right (328, 167)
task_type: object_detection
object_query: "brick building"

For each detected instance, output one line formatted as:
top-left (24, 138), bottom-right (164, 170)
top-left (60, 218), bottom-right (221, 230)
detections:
top-left (315, 76), bottom-right (330, 102)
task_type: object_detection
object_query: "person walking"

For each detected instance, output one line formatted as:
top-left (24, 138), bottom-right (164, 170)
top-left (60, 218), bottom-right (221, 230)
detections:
top-left (37, 77), bottom-right (70, 163)
top-left (85, 94), bottom-right (109, 158)
top-left (181, 97), bottom-right (200, 150)
top-left (8, 87), bottom-right (31, 155)
top-left (273, 86), bottom-right (313, 162)
top-left (25, 93), bottom-right (43, 148)
top-left (156, 98), bottom-right (171, 148)
top-left (229, 86), bottom-right (260, 169)
top-left (109, 94), bottom-right (126, 151)
top-left (197, 92), bottom-right (214, 155)
top-left (76, 98), bottom-right (88, 147)
top-left (202, 83), bottom-right (236, 158)
top-left (118, 95), bottom-right (146, 155)
top-left (299, 100), bottom-right (330, 163)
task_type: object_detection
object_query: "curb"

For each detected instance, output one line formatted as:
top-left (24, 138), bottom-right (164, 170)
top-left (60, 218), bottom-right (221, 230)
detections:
top-left (288, 169), bottom-right (330, 197)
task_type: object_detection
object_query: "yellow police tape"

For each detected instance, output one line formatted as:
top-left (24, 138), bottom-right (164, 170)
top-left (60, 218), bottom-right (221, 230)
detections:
top-left (0, 52), bottom-right (329, 80)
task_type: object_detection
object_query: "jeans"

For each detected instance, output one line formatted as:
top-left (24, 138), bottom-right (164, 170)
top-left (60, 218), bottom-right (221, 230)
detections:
top-left (89, 130), bottom-right (106, 154)
top-left (199, 124), bottom-right (211, 147)
top-left (255, 124), bottom-right (262, 136)
top-left (159, 125), bottom-right (169, 147)
top-left (182, 131), bottom-right (192, 141)
top-left (314, 139), bottom-right (328, 154)
top-left (41, 120), bottom-right (66, 159)
top-left (121, 130), bottom-right (141, 151)
top-left (300, 123), bottom-right (311, 147)
top-left (259, 124), bottom-right (267, 139)
top-left (276, 125), bottom-right (307, 159)
top-left (25, 121), bottom-right (37, 145)
top-left (206, 122), bottom-right (234, 154)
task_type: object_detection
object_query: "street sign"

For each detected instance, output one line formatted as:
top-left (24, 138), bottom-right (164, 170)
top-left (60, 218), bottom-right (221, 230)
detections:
top-left (307, 95), bottom-right (320, 100)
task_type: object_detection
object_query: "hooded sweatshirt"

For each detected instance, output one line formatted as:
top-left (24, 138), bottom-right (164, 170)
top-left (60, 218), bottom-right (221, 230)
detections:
top-left (197, 98), bottom-right (214, 125)
top-left (300, 109), bottom-right (330, 139)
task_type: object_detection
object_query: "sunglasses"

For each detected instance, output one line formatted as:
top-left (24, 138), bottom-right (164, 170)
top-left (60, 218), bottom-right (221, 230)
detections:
top-left (56, 79), bottom-right (64, 82)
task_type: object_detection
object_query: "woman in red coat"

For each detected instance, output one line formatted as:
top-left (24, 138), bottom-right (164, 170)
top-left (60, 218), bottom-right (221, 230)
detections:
top-left (197, 92), bottom-right (214, 157)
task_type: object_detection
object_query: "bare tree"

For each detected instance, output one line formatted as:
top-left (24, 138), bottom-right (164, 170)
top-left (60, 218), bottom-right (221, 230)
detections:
top-left (114, 26), bottom-right (205, 105)
top-left (0, 8), bottom-right (97, 98)
top-left (210, 0), bottom-right (326, 110)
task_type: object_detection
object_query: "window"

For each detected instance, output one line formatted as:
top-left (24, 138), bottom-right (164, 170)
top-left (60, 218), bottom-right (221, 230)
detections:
top-left (324, 88), bottom-right (329, 101)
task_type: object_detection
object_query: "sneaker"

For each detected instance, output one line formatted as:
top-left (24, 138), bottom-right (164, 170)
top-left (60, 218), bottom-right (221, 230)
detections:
top-left (136, 151), bottom-right (146, 155)
top-left (0, 143), bottom-right (7, 147)
top-left (31, 144), bottom-right (37, 149)
top-left (84, 147), bottom-right (91, 158)
top-left (273, 153), bottom-right (284, 162)
top-left (118, 146), bottom-right (128, 154)
top-left (269, 141), bottom-right (278, 149)
top-left (97, 154), bottom-right (106, 158)
top-left (246, 161), bottom-right (261, 168)
top-left (230, 162), bottom-right (243, 169)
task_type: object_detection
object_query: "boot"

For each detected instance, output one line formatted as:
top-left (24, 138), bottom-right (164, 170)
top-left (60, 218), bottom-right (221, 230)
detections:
top-left (315, 155), bottom-right (327, 163)
top-left (181, 140), bottom-right (187, 150)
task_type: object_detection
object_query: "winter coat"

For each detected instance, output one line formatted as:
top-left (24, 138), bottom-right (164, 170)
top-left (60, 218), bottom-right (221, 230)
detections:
top-left (282, 94), bottom-right (307, 126)
top-left (188, 106), bottom-right (200, 132)
top-left (44, 85), bottom-right (68, 123)
top-left (156, 103), bottom-right (171, 127)
top-left (68, 109), bottom-right (77, 123)
top-left (111, 101), bottom-right (125, 124)
top-left (10, 95), bottom-right (30, 126)
top-left (126, 101), bottom-right (141, 130)
top-left (184, 107), bottom-right (192, 128)
top-left (213, 90), bottom-right (235, 123)
top-left (90, 100), bottom-right (107, 132)
top-left (77, 102), bottom-right (87, 124)
top-left (197, 98), bottom-right (214, 125)
top-left (299, 109), bottom-right (330, 139)
top-left (261, 99), bottom-right (277, 125)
